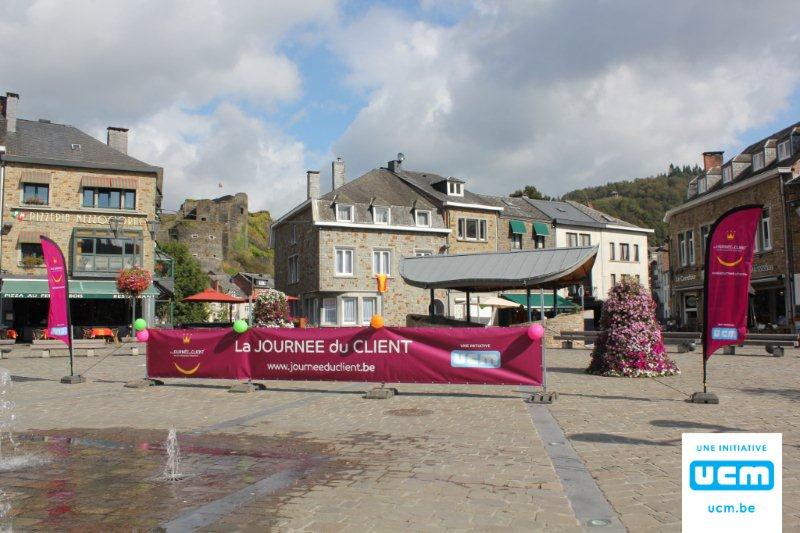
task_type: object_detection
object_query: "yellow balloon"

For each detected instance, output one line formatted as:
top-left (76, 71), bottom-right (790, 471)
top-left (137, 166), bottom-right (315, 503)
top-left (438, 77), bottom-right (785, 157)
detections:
top-left (370, 315), bottom-right (384, 329)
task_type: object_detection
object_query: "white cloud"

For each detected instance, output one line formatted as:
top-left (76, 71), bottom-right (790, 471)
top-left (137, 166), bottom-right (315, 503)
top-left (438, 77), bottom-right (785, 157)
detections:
top-left (332, 1), bottom-right (800, 196)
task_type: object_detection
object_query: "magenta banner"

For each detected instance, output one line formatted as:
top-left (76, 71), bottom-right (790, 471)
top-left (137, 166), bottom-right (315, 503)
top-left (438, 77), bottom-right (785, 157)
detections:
top-left (147, 327), bottom-right (542, 385)
top-left (40, 236), bottom-right (71, 347)
top-left (703, 205), bottom-right (763, 359)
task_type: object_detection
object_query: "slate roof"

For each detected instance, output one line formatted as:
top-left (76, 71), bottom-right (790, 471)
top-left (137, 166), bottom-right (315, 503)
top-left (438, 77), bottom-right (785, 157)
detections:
top-left (0, 118), bottom-right (160, 174)
top-left (474, 194), bottom-right (549, 220)
top-left (400, 246), bottom-right (598, 291)
top-left (392, 168), bottom-right (495, 207)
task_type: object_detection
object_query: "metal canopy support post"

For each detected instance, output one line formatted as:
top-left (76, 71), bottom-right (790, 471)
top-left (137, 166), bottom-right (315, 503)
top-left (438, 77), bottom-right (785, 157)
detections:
top-left (541, 288), bottom-right (547, 394)
top-left (465, 291), bottom-right (471, 322)
top-left (428, 288), bottom-right (435, 320)
top-left (552, 287), bottom-right (558, 317)
top-left (526, 286), bottom-right (532, 322)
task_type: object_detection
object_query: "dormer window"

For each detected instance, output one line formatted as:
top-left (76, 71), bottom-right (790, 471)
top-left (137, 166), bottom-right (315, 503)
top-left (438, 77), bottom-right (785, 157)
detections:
top-left (778, 139), bottom-right (791, 161)
top-left (722, 165), bottom-right (732, 183)
top-left (415, 209), bottom-right (431, 227)
top-left (447, 181), bottom-right (463, 196)
top-left (752, 151), bottom-right (765, 172)
top-left (372, 206), bottom-right (390, 225)
top-left (696, 176), bottom-right (707, 194)
top-left (335, 204), bottom-right (354, 222)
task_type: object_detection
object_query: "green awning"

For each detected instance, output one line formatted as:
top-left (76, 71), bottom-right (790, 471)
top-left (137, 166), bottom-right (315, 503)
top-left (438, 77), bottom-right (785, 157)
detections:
top-left (1, 279), bottom-right (160, 299)
top-left (509, 219), bottom-right (526, 235)
top-left (502, 293), bottom-right (579, 310)
top-left (533, 221), bottom-right (550, 236)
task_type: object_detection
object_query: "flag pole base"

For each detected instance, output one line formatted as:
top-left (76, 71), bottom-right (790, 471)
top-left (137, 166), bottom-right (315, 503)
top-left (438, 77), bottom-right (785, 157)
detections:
top-left (60, 375), bottom-right (86, 385)
top-left (690, 391), bottom-right (719, 404)
top-left (526, 391), bottom-right (558, 404)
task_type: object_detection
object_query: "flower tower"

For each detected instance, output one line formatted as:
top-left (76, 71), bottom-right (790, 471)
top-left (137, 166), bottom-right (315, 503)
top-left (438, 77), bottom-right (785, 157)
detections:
top-left (587, 277), bottom-right (679, 377)
top-left (252, 289), bottom-right (295, 328)
top-left (117, 267), bottom-right (153, 335)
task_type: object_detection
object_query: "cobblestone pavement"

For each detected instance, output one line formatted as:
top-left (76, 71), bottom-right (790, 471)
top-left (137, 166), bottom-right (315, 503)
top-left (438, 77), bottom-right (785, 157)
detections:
top-left (545, 346), bottom-right (800, 532)
top-left (0, 347), bottom-right (796, 531)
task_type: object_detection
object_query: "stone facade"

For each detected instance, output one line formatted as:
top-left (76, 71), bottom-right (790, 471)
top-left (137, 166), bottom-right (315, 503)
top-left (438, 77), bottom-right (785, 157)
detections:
top-left (496, 216), bottom-right (555, 252)
top-left (1, 162), bottom-right (158, 277)
top-left (446, 207), bottom-right (498, 254)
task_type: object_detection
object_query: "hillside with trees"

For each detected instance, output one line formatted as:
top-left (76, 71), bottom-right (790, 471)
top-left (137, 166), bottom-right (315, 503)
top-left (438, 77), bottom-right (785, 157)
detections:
top-left (512, 164), bottom-right (702, 245)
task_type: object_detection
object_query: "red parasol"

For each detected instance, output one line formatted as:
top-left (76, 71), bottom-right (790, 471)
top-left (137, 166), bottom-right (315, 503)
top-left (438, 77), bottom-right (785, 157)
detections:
top-left (182, 288), bottom-right (246, 303)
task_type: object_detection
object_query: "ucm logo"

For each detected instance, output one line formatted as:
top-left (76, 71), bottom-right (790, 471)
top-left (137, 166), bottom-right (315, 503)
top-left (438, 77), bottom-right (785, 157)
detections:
top-left (689, 460), bottom-right (774, 491)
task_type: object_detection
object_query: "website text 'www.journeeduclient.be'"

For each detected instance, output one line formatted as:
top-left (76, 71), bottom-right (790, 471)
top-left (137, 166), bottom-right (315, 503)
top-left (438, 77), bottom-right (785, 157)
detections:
top-left (266, 362), bottom-right (376, 373)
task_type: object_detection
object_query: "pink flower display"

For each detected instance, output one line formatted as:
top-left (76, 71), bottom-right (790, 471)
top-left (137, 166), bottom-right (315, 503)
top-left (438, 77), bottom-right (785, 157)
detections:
top-left (587, 277), bottom-right (679, 377)
top-left (116, 267), bottom-right (153, 295)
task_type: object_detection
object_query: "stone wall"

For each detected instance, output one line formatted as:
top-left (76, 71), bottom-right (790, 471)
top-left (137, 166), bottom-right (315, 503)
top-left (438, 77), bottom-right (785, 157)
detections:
top-left (1, 163), bottom-right (158, 277)
top-left (446, 207), bottom-right (498, 254)
top-left (496, 216), bottom-right (555, 252)
top-left (274, 206), bottom-right (319, 297)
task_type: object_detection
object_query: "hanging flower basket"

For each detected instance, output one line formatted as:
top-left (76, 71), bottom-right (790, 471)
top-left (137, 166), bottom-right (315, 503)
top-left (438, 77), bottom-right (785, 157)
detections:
top-left (252, 289), bottom-right (294, 328)
top-left (117, 267), bottom-right (152, 295)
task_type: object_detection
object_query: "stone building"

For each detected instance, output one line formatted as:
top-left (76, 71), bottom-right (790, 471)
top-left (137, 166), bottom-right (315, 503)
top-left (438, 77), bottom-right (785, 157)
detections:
top-left (272, 155), bottom-right (648, 327)
top-left (664, 122), bottom-right (800, 331)
top-left (159, 193), bottom-right (248, 272)
top-left (0, 92), bottom-right (163, 340)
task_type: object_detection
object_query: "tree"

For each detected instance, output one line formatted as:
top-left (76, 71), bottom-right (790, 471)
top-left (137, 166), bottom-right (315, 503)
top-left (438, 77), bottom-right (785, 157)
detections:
top-left (587, 277), bottom-right (679, 377)
top-left (158, 242), bottom-right (210, 324)
top-left (509, 185), bottom-right (551, 200)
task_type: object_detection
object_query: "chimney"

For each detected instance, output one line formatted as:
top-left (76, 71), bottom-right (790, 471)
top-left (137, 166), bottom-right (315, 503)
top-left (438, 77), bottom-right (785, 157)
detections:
top-left (387, 152), bottom-right (405, 173)
top-left (306, 170), bottom-right (320, 200)
top-left (3, 92), bottom-right (19, 133)
top-left (332, 157), bottom-right (346, 190)
top-left (107, 126), bottom-right (129, 154)
top-left (702, 151), bottom-right (723, 171)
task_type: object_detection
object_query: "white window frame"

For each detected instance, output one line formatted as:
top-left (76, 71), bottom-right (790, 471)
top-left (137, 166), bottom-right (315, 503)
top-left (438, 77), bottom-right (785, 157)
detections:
top-left (687, 230), bottom-right (695, 265)
top-left (372, 249), bottom-right (392, 276)
top-left (335, 204), bottom-right (354, 222)
top-left (415, 209), bottom-right (431, 227)
top-left (512, 233), bottom-right (522, 249)
top-left (580, 233), bottom-right (591, 246)
top-left (700, 224), bottom-right (711, 259)
top-left (633, 244), bottom-right (640, 262)
top-left (609, 242), bottom-right (616, 261)
top-left (722, 166), bottom-right (732, 183)
top-left (696, 176), bottom-right (707, 194)
top-left (610, 273), bottom-right (617, 287)
top-left (534, 235), bottom-right (546, 249)
top-left (678, 233), bottom-right (687, 267)
top-left (457, 218), bottom-right (487, 241)
top-left (752, 151), bottom-right (765, 172)
top-left (620, 243), bottom-right (630, 262)
top-left (305, 298), bottom-right (319, 326)
top-left (566, 232), bottom-right (578, 247)
top-left (447, 181), bottom-right (464, 196)
top-left (758, 207), bottom-right (772, 252)
top-left (289, 224), bottom-right (297, 244)
top-left (414, 250), bottom-right (432, 257)
top-left (334, 247), bottom-right (354, 276)
top-left (778, 139), bottom-right (791, 161)
top-left (288, 254), bottom-right (299, 284)
top-left (322, 298), bottom-right (337, 325)
top-left (341, 296), bottom-right (358, 325)
top-left (372, 206), bottom-right (391, 225)
top-left (361, 296), bottom-right (378, 325)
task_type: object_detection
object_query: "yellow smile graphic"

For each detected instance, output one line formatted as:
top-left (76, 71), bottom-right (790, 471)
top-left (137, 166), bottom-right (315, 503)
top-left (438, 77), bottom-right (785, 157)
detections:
top-left (174, 362), bottom-right (201, 375)
top-left (716, 255), bottom-right (743, 268)
top-left (52, 275), bottom-right (63, 283)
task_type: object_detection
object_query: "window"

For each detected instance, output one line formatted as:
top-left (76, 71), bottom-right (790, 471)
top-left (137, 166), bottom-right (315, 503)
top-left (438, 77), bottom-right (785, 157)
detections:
top-left (335, 248), bottom-right (354, 276)
top-left (457, 218), bottom-right (487, 241)
top-left (687, 230), bottom-right (695, 265)
top-left (633, 244), bottom-right (640, 262)
top-left (611, 274), bottom-right (617, 287)
top-left (758, 207), bottom-right (772, 251)
top-left (620, 243), bottom-right (630, 261)
top-left (567, 232), bottom-right (578, 247)
top-left (289, 224), bottom-right (297, 244)
top-left (534, 235), bottom-right (545, 249)
top-left (447, 181), bottom-right (463, 196)
top-left (362, 297), bottom-right (377, 325)
top-left (580, 233), bottom-right (591, 246)
top-left (778, 139), bottom-right (791, 161)
top-left (305, 298), bottom-right (319, 326)
top-left (373, 206), bottom-right (391, 225)
top-left (415, 210), bottom-right (431, 227)
top-left (752, 151), bottom-right (765, 172)
top-left (336, 204), bottom-right (353, 222)
top-left (373, 249), bottom-right (391, 276)
top-left (23, 183), bottom-right (49, 205)
top-left (696, 176), bottom-right (707, 194)
top-left (678, 233), bottom-right (687, 266)
top-left (722, 166), bottom-right (732, 183)
top-left (20, 243), bottom-right (43, 266)
top-left (288, 255), bottom-right (299, 284)
top-left (322, 298), bottom-right (337, 325)
top-left (73, 229), bottom-right (143, 273)
top-left (609, 242), bottom-right (616, 261)
top-left (341, 297), bottom-right (357, 325)
top-left (512, 234), bottom-right (522, 249)
top-left (414, 250), bottom-right (432, 257)
top-left (82, 188), bottom-right (136, 210)
top-left (699, 224), bottom-right (711, 260)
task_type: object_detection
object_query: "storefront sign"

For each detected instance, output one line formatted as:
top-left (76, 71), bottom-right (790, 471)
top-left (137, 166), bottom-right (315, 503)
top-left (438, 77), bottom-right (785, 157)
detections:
top-left (11, 209), bottom-right (146, 226)
top-left (675, 273), bottom-right (697, 283)
top-left (752, 264), bottom-right (775, 273)
top-left (703, 206), bottom-right (763, 358)
top-left (147, 327), bottom-right (542, 385)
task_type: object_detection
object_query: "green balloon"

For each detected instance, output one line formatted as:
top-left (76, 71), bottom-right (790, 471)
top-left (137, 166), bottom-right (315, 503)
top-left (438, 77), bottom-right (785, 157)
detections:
top-left (233, 320), bottom-right (249, 334)
top-left (134, 318), bottom-right (147, 331)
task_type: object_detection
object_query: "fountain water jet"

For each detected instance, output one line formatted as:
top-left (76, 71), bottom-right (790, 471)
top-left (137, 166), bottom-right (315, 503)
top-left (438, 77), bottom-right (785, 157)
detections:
top-left (162, 427), bottom-right (184, 481)
top-left (0, 369), bottom-right (18, 461)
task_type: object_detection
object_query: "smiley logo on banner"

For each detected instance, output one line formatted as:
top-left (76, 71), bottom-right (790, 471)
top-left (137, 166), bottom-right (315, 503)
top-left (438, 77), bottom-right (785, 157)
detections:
top-left (174, 361), bottom-right (201, 375)
top-left (716, 255), bottom-right (744, 268)
top-left (171, 333), bottom-right (205, 375)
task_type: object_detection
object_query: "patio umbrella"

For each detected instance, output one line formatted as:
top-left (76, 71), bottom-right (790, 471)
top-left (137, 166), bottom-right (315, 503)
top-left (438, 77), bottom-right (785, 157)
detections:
top-left (182, 288), bottom-right (246, 323)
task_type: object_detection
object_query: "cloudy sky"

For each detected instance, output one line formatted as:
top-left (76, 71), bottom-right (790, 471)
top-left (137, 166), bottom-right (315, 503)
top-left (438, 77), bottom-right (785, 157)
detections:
top-left (3, 0), bottom-right (800, 215)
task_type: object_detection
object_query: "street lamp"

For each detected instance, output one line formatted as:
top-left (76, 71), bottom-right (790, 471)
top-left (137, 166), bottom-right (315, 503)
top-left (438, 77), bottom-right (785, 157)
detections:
top-left (147, 219), bottom-right (161, 240)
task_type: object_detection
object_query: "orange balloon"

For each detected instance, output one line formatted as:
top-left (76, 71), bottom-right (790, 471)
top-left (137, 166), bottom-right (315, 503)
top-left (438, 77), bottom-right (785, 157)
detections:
top-left (370, 315), bottom-right (384, 329)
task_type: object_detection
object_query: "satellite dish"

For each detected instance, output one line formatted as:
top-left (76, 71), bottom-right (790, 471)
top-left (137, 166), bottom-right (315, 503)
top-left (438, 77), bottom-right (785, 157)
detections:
top-left (397, 152), bottom-right (405, 162)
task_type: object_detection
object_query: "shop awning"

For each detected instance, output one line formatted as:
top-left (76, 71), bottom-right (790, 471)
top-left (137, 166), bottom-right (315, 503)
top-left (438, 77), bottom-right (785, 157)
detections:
top-left (0, 279), bottom-right (160, 299)
top-left (533, 221), bottom-right (550, 236)
top-left (509, 219), bottom-right (526, 235)
top-left (502, 293), bottom-right (579, 311)
top-left (20, 170), bottom-right (52, 184)
top-left (17, 231), bottom-right (46, 244)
